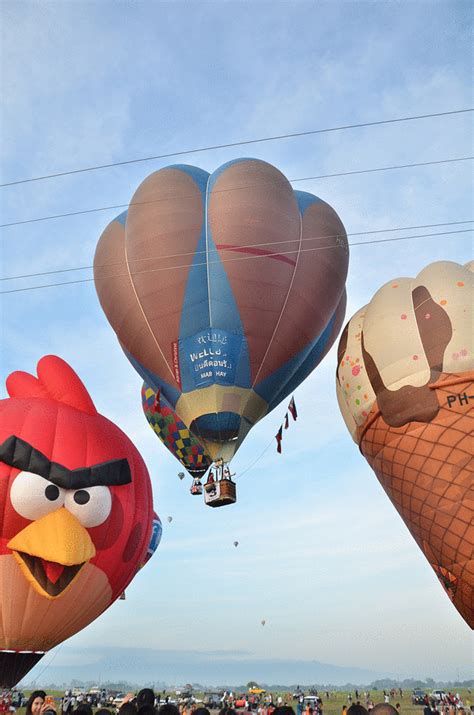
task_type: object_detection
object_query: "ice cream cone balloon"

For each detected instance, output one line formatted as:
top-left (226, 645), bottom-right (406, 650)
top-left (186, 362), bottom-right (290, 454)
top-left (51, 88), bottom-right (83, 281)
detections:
top-left (336, 260), bottom-right (473, 628)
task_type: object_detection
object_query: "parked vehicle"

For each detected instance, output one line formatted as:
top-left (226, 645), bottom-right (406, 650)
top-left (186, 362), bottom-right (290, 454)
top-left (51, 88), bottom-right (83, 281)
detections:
top-left (205, 694), bottom-right (223, 710)
top-left (430, 692), bottom-right (447, 702)
top-left (412, 691), bottom-right (427, 705)
top-left (112, 694), bottom-right (126, 708)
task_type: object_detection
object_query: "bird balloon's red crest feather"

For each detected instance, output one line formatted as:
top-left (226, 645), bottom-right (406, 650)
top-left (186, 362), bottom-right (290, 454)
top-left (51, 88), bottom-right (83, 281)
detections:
top-left (6, 355), bottom-right (97, 416)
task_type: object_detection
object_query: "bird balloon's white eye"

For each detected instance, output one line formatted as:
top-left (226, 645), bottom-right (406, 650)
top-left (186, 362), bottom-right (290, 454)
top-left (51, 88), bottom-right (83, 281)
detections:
top-left (10, 471), bottom-right (66, 520)
top-left (64, 486), bottom-right (112, 527)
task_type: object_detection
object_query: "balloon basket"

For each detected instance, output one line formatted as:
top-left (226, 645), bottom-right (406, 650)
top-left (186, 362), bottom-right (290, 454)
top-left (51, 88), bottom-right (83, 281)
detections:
top-left (204, 479), bottom-right (236, 507)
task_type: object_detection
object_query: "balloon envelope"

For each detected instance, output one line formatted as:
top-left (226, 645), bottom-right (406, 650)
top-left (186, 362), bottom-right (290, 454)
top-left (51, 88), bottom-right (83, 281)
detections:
top-left (141, 382), bottom-right (212, 478)
top-left (336, 260), bottom-right (473, 628)
top-left (142, 512), bottom-right (163, 566)
top-left (94, 158), bottom-right (348, 461)
top-left (0, 356), bottom-right (154, 685)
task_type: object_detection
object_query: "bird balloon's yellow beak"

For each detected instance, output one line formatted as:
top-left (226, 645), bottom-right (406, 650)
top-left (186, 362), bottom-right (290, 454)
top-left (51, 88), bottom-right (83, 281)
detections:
top-left (8, 507), bottom-right (96, 599)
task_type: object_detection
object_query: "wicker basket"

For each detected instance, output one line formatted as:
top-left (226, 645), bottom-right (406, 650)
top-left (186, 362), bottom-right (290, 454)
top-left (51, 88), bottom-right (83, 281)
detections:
top-left (204, 479), bottom-right (237, 508)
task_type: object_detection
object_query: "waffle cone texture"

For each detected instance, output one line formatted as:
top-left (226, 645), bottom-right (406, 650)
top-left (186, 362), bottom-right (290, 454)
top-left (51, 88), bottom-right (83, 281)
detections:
top-left (358, 372), bottom-right (473, 628)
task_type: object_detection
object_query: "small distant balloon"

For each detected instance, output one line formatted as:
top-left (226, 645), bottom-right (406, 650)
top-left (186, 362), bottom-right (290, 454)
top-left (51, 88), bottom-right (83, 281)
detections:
top-left (167, 516), bottom-right (173, 523)
top-left (178, 472), bottom-right (185, 481)
top-left (233, 541), bottom-right (239, 547)
top-left (261, 619), bottom-right (266, 626)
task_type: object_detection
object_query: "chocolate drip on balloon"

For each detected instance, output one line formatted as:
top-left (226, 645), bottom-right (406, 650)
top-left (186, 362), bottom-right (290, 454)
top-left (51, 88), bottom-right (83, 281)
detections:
top-left (361, 285), bottom-right (452, 427)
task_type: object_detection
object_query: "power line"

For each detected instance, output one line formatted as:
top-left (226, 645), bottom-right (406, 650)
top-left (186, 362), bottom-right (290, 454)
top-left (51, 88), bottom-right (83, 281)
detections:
top-left (1, 228), bottom-right (470, 295)
top-left (1, 108), bottom-right (472, 188)
top-left (1, 155), bottom-right (472, 229)
top-left (1, 220), bottom-right (471, 282)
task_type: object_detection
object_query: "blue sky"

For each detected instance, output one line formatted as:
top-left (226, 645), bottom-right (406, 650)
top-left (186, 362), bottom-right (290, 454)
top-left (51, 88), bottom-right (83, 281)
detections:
top-left (1, 0), bottom-right (472, 684)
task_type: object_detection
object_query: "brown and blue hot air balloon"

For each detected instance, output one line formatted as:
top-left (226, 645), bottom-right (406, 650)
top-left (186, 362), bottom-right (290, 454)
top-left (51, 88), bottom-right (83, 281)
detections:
top-left (94, 158), bottom-right (348, 504)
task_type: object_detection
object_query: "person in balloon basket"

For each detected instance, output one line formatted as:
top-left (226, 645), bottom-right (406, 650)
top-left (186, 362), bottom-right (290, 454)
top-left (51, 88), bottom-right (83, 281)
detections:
top-left (222, 465), bottom-right (235, 481)
top-left (205, 469), bottom-right (218, 496)
top-left (205, 468), bottom-right (217, 492)
top-left (214, 458), bottom-right (224, 480)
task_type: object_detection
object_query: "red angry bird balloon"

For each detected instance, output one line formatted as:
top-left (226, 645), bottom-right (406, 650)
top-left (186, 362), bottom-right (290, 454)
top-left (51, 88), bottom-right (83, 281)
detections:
top-left (0, 356), bottom-right (154, 686)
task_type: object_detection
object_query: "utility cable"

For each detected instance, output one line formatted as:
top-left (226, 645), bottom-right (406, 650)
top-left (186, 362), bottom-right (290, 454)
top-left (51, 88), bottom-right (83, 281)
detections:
top-left (1, 108), bottom-right (472, 188)
top-left (1, 220), bottom-right (471, 282)
top-left (1, 155), bottom-right (472, 229)
top-left (1, 228), bottom-right (470, 295)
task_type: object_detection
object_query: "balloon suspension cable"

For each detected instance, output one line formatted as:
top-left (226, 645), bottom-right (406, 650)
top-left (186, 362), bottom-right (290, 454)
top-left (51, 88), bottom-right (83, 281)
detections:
top-left (22, 641), bottom-right (65, 687)
top-left (236, 399), bottom-right (300, 478)
top-left (236, 435), bottom-right (277, 479)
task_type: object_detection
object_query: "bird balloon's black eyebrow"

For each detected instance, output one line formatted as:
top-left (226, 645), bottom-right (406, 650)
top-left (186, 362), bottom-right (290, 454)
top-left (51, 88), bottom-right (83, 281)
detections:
top-left (0, 435), bottom-right (132, 489)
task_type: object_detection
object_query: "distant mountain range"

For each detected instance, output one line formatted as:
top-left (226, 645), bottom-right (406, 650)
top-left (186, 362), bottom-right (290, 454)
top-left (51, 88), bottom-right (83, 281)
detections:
top-left (25, 647), bottom-right (391, 687)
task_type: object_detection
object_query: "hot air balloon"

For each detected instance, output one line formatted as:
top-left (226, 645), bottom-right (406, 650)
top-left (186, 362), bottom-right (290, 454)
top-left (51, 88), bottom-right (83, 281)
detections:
top-left (141, 382), bottom-right (212, 495)
top-left (336, 260), bottom-right (473, 628)
top-left (261, 619), bottom-right (266, 626)
top-left (94, 158), bottom-right (349, 505)
top-left (0, 356), bottom-right (154, 686)
top-left (142, 512), bottom-right (163, 566)
top-left (167, 516), bottom-right (173, 523)
top-left (178, 472), bottom-right (185, 480)
top-left (121, 511), bottom-right (163, 600)
top-left (233, 541), bottom-right (239, 547)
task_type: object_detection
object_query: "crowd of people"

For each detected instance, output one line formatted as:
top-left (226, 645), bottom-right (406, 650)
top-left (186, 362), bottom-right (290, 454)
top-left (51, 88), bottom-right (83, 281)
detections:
top-left (1, 688), bottom-right (470, 715)
top-left (422, 694), bottom-right (468, 715)
top-left (26, 691), bottom-right (304, 715)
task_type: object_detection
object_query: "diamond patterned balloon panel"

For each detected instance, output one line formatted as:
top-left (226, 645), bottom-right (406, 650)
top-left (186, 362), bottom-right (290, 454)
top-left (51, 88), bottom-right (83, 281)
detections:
top-left (141, 383), bottom-right (212, 477)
